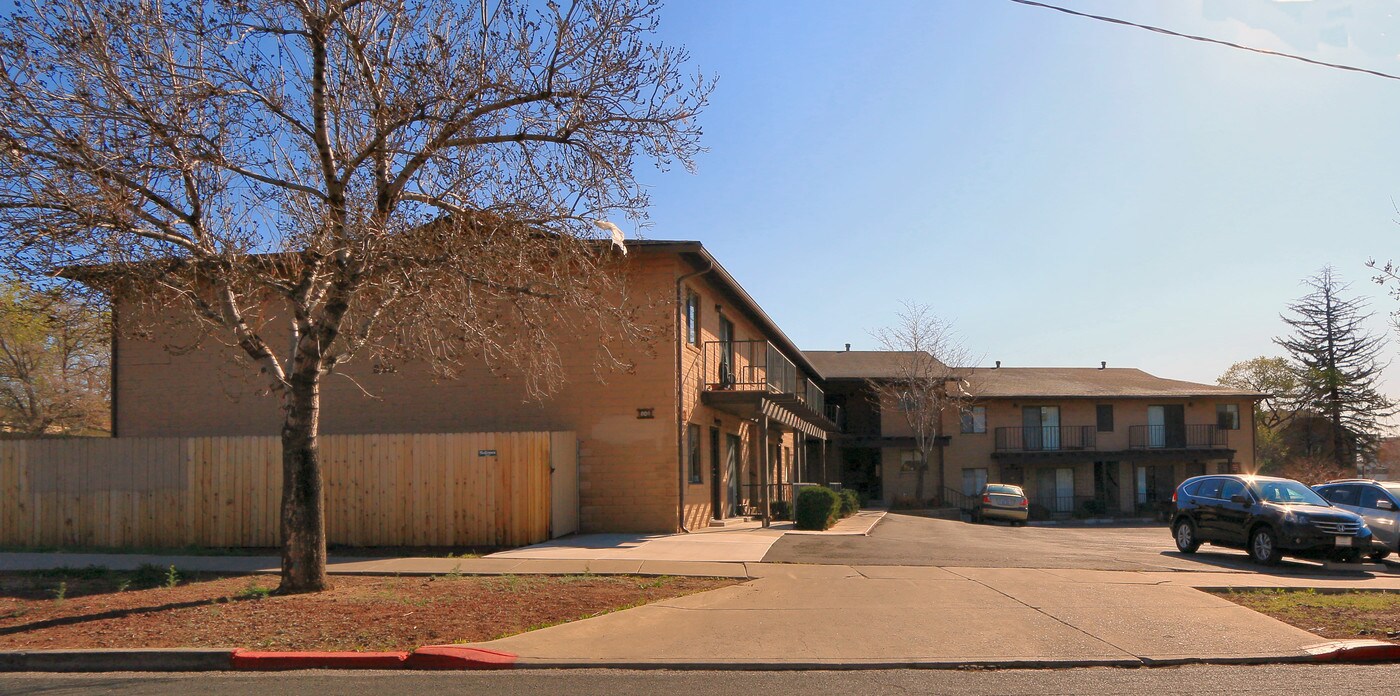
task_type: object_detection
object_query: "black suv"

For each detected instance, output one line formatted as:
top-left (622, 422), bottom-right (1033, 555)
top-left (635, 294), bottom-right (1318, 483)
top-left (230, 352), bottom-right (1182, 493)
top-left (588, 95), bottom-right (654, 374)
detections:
top-left (1171, 474), bottom-right (1373, 565)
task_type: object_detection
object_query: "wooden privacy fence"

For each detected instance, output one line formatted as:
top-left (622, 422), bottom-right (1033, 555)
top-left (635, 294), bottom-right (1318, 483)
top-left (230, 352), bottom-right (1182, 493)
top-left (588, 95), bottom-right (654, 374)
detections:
top-left (0, 431), bottom-right (578, 549)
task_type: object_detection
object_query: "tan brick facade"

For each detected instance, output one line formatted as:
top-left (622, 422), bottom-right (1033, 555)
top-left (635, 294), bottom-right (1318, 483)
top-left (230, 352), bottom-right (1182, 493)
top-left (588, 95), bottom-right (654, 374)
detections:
top-left (112, 244), bottom-right (818, 534)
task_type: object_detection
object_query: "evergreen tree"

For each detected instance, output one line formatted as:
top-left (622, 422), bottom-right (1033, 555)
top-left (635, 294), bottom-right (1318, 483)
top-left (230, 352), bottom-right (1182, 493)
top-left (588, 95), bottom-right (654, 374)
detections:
top-left (1274, 267), bottom-right (1396, 470)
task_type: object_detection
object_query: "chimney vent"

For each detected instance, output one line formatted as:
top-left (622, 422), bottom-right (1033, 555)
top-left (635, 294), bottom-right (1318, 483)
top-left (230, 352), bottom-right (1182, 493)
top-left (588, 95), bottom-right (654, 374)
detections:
top-left (1100, 361), bottom-right (1107, 370)
top-left (845, 343), bottom-right (851, 352)
top-left (995, 360), bottom-right (1001, 369)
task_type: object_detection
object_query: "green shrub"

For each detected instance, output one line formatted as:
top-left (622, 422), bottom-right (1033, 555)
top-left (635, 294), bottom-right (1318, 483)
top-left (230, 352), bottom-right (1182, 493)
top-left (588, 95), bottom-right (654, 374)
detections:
top-left (770, 500), bottom-right (791, 521)
top-left (838, 489), bottom-right (860, 517)
top-left (795, 486), bottom-right (841, 530)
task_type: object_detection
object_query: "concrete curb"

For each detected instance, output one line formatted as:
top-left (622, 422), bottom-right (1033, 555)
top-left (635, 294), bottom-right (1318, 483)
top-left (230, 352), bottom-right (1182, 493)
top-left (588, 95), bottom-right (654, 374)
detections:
top-left (0, 648), bottom-right (236, 672)
top-left (2, 643), bottom-right (1399, 672)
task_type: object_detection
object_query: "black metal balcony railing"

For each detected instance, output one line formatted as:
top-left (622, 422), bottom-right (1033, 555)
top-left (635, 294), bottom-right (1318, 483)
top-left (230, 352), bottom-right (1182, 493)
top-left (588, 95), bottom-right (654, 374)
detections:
top-left (994, 426), bottom-right (1096, 453)
top-left (702, 339), bottom-right (827, 417)
top-left (1128, 424), bottom-right (1227, 450)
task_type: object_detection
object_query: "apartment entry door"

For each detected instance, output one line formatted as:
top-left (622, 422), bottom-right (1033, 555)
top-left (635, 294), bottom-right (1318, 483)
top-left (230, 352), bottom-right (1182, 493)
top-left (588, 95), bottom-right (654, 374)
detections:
top-left (710, 427), bottom-right (723, 519)
top-left (725, 433), bottom-right (741, 515)
top-left (1023, 406), bottom-right (1060, 451)
top-left (1036, 466), bottom-right (1075, 513)
top-left (1147, 405), bottom-right (1186, 448)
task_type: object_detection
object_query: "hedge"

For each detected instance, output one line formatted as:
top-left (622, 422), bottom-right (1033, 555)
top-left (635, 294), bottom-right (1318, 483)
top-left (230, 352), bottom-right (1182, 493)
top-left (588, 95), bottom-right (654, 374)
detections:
top-left (838, 489), bottom-right (860, 517)
top-left (795, 486), bottom-right (841, 530)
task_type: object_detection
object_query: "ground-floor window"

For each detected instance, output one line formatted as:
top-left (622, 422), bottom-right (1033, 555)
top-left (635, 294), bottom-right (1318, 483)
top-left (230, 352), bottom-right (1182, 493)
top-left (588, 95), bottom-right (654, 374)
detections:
top-left (962, 467), bottom-right (988, 496)
top-left (687, 424), bottom-right (702, 484)
top-left (900, 450), bottom-right (921, 474)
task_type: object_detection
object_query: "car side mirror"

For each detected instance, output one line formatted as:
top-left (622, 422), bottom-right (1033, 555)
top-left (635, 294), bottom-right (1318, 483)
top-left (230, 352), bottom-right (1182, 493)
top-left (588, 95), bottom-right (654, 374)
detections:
top-left (1230, 495), bottom-right (1250, 505)
top-left (1379, 499), bottom-right (1395, 511)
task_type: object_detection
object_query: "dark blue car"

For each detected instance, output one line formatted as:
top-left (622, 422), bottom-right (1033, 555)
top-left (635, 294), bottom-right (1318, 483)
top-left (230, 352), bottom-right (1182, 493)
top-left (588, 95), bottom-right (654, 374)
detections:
top-left (1171, 474), bottom-right (1373, 565)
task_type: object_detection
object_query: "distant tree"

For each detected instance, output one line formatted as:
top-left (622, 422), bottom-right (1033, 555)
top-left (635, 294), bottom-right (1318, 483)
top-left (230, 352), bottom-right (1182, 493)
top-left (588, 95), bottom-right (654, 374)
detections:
top-left (1274, 267), bottom-right (1396, 472)
top-left (0, 0), bottom-right (709, 592)
top-left (1217, 356), bottom-right (1303, 473)
top-left (0, 280), bottom-right (109, 435)
top-left (869, 302), bottom-right (977, 505)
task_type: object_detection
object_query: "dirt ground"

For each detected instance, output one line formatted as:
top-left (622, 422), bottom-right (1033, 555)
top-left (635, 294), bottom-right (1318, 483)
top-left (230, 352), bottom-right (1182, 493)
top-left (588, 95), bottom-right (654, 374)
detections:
top-left (0, 567), bottom-right (737, 651)
top-left (1215, 589), bottom-right (1400, 643)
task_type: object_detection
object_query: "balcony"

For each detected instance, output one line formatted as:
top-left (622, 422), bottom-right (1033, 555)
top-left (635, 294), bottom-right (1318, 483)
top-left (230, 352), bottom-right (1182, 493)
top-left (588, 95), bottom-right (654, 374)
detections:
top-left (994, 426), bottom-right (1097, 453)
top-left (701, 339), bottom-right (836, 434)
top-left (1129, 424), bottom-right (1227, 450)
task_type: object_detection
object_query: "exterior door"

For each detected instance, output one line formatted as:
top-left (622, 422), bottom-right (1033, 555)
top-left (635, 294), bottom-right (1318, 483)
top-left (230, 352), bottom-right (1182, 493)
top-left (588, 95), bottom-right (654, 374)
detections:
top-left (725, 433), bottom-right (741, 514)
top-left (1022, 406), bottom-right (1060, 451)
top-left (710, 427), bottom-right (723, 519)
top-left (1163, 405), bottom-right (1186, 448)
top-left (1148, 406), bottom-right (1165, 448)
top-left (1214, 478), bottom-right (1252, 544)
top-left (718, 317), bottom-right (735, 387)
top-left (1358, 486), bottom-right (1400, 549)
top-left (1055, 467), bottom-right (1074, 512)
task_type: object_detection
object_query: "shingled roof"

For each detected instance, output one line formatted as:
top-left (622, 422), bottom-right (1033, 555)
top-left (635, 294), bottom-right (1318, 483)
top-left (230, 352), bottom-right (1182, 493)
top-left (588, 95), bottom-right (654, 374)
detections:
top-left (803, 350), bottom-right (1263, 399)
top-left (804, 350), bottom-right (948, 379)
top-left (965, 367), bottom-right (1265, 399)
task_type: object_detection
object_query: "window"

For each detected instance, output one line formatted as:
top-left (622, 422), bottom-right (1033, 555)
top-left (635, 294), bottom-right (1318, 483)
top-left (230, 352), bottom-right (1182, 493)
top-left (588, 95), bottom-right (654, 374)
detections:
top-left (684, 291), bottom-right (700, 346)
top-left (1219, 479), bottom-right (1246, 502)
top-left (897, 392), bottom-right (919, 412)
top-left (962, 468), bottom-right (988, 496)
top-left (899, 450), bottom-right (922, 474)
top-left (1195, 478), bottom-right (1224, 500)
top-left (1096, 404), bottom-right (1114, 432)
top-left (960, 406), bottom-right (986, 434)
top-left (1216, 403), bottom-right (1240, 430)
top-left (1359, 486), bottom-right (1393, 510)
top-left (687, 424), bottom-right (702, 484)
top-left (1319, 485), bottom-right (1358, 506)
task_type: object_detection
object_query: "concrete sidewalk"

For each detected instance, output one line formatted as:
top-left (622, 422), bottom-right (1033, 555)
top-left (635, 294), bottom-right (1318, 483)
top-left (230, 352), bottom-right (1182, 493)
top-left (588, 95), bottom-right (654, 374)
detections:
top-left (0, 552), bottom-right (750, 579)
top-left (471, 564), bottom-right (1378, 668)
top-left (488, 510), bottom-right (887, 563)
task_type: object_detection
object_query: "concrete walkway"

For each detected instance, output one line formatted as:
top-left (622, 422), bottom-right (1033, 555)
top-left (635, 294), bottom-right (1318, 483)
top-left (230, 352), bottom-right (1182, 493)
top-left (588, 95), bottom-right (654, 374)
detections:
top-left (0, 552), bottom-right (750, 578)
top-left (472, 563), bottom-right (1387, 668)
top-left (487, 510), bottom-right (887, 563)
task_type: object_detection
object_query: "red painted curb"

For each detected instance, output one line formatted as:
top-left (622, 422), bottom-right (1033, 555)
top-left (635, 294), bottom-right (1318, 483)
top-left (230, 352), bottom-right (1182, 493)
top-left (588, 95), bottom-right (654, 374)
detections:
top-left (1307, 640), bottom-right (1400, 663)
top-left (404, 645), bottom-right (518, 670)
top-left (230, 650), bottom-right (409, 670)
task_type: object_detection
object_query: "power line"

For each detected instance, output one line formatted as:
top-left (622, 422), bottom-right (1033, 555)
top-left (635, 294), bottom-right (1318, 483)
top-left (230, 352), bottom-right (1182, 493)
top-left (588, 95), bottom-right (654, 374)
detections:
top-left (1008, 0), bottom-right (1400, 82)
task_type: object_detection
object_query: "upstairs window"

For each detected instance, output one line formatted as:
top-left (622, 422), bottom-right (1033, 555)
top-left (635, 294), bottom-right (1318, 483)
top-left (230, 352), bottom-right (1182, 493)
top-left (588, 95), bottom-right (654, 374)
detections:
top-left (960, 406), bottom-right (986, 434)
top-left (685, 291), bottom-right (700, 346)
top-left (1096, 404), bottom-right (1114, 432)
top-left (1217, 404), bottom-right (1240, 430)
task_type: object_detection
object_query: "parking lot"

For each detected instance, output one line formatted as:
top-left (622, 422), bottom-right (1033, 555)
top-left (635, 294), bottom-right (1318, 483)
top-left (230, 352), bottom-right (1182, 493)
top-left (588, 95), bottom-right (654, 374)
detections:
top-left (761, 512), bottom-right (1389, 574)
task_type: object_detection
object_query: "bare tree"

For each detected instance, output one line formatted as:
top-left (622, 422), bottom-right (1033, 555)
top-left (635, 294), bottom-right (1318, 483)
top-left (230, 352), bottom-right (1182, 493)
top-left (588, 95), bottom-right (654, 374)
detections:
top-left (0, 279), bottom-right (109, 435)
top-left (869, 302), bottom-right (977, 505)
top-left (0, 0), bottom-right (710, 592)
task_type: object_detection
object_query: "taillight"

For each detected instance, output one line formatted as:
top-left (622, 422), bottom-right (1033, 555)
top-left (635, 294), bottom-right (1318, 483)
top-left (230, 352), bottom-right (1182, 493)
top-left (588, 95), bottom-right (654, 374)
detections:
top-left (1018, 498), bottom-right (1028, 507)
top-left (1172, 489), bottom-right (1178, 504)
top-left (982, 495), bottom-right (992, 504)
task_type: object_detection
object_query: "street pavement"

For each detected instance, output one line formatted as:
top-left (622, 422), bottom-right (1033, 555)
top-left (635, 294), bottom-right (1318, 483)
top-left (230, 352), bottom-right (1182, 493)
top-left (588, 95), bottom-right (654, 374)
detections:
top-left (4, 664), bottom-right (1399, 695)
top-left (762, 512), bottom-right (1381, 573)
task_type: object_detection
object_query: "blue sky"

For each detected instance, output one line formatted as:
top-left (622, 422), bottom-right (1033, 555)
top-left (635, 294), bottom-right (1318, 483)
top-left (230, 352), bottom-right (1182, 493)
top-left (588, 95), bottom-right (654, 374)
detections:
top-left (637, 0), bottom-right (1400, 403)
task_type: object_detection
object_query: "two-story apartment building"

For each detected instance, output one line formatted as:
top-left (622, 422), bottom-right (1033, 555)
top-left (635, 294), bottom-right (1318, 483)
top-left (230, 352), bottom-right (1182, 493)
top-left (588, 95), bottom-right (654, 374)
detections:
top-left (101, 240), bottom-right (838, 534)
top-left (806, 350), bottom-right (1264, 519)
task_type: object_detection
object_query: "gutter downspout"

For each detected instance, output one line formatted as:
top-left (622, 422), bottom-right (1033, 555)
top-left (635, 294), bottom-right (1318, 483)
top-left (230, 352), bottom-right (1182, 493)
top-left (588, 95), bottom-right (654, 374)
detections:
top-left (676, 256), bottom-right (715, 533)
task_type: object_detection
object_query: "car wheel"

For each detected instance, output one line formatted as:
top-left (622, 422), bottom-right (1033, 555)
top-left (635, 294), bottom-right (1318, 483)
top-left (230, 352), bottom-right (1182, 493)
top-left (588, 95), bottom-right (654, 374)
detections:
top-left (1249, 526), bottom-right (1283, 566)
top-left (1369, 549), bottom-right (1392, 562)
top-left (1173, 519), bottom-right (1201, 554)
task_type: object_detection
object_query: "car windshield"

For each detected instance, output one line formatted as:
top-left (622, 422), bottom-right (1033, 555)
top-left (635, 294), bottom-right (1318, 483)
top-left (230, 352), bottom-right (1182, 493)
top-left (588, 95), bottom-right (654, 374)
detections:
top-left (986, 485), bottom-right (1022, 496)
top-left (1250, 480), bottom-right (1329, 506)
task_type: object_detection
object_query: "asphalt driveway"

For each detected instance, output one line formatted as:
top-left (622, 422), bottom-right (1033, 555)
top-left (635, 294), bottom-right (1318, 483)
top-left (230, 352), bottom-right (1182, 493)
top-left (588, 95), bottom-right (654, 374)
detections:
top-left (761, 512), bottom-right (1360, 573)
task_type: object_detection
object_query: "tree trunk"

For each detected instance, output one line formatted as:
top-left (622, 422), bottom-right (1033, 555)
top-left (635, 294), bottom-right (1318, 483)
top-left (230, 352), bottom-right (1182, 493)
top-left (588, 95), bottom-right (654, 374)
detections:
top-left (914, 454), bottom-right (927, 505)
top-left (278, 367), bottom-right (328, 594)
